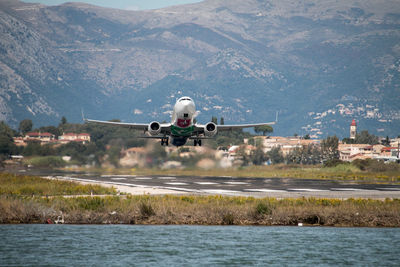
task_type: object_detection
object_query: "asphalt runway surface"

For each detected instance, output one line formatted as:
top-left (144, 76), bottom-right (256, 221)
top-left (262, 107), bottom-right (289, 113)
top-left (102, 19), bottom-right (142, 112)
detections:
top-left (37, 171), bottom-right (400, 199)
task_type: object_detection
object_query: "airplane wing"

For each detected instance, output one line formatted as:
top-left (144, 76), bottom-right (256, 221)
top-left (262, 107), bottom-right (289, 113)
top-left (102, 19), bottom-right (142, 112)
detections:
top-left (84, 119), bottom-right (171, 135)
top-left (193, 121), bottom-right (275, 134)
top-left (216, 122), bottom-right (275, 131)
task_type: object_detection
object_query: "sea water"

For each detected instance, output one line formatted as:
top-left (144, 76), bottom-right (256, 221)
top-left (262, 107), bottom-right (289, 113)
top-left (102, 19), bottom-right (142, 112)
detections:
top-left (1, 225), bottom-right (399, 266)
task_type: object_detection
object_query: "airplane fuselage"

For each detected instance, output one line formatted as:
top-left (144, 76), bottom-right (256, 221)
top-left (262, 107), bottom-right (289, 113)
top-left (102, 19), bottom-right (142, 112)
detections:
top-left (170, 97), bottom-right (196, 146)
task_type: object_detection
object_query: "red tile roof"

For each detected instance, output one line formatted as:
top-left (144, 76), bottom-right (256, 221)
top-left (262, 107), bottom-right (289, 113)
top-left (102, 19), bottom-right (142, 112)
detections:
top-left (382, 147), bottom-right (398, 151)
top-left (26, 132), bottom-right (54, 137)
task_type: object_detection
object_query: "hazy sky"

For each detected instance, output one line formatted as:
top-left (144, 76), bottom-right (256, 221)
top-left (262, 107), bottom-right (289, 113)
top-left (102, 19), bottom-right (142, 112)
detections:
top-left (22, 0), bottom-right (203, 10)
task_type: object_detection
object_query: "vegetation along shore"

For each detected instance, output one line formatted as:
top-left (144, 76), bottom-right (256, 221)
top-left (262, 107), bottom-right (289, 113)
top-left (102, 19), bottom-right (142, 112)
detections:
top-left (1, 173), bottom-right (399, 227)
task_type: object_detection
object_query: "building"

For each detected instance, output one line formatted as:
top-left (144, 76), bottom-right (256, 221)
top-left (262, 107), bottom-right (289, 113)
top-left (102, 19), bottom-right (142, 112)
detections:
top-left (390, 138), bottom-right (400, 148)
top-left (337, 143), bottom-right (398, 162)
top-left (13, 137), bottom-right (26, 146)
top-left (381, 147), bottom-right (399, 157)
top-left (261, 136), bottom-right (320, 156)
top-left (58, 133), bottom-right (91, 144)
top-left (350, 119), bottom-right (357, 139)
top-left (24, 132), bottom-right (56, 143)
top-left (338, 144), bottom-right (374, 161)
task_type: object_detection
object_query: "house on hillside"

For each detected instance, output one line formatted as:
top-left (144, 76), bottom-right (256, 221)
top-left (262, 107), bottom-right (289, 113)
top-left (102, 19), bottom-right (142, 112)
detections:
top-left (261, 136), bottom-right (320, 155)
top-left (13, 137), bottom-right (26, 146)
top-left (24, 132), bottom-right (56, 144)
top-left (338, 144), bottom-right (392, 162)
top-left (390, 138), bottom-right (400, 148)
top-left (58, 133), bottom-right (91, 144)
top-left (381, 147), bottom-right (399, 157)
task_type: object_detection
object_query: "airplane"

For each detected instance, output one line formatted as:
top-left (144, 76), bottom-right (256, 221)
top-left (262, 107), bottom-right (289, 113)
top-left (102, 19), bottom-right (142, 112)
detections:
top-left (85, 96), bottom-right (276, 147)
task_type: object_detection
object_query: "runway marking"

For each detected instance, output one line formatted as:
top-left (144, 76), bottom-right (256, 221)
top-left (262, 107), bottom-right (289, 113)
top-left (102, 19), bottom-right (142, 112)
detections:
top-left (224, 182), bottom-right (249, 185)
top-left (111, 178), bottom-right (127, 180)
top-left (163, 187), bottom-right (199, 192)
top-left (330, 188), bottom-right (363, 191)
top-left (289, 188), bottom-right (329, 192)
top-left (134, 177), bottom-right (152, 180)
top-left (101, 175), bottom-right (136, 178)
top-left (201, 189), bottom-right (240, 194)
top-left (377, 188), bottom-right (400, 191)
top-left (244, 189), bottom-right (287, 193)
top-left (195, 182), bottom-right (219, 185)
top-left (158, 176), bottom-right (176, 179)
top-left (165, 182), bottom-right (188, 185)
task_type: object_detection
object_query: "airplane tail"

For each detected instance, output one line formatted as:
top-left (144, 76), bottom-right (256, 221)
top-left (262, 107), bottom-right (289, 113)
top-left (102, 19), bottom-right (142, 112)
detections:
top-left (81, 108), bottom-right (86, 122)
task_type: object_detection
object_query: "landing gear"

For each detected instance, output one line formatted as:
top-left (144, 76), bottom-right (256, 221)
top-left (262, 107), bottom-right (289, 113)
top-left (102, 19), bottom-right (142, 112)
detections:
top-left (161, 137), bottom-right (169, 146)
top-left (194, 139), bottom-right (202, 146)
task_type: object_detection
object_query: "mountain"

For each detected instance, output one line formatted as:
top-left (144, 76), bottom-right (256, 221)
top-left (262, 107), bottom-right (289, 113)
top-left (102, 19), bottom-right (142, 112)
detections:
top-left (0, 0), bottom-right (399, 138)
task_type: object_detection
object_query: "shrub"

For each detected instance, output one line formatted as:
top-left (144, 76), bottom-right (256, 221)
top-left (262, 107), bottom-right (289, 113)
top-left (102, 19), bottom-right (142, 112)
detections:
top-left (329, 164), bottom-right (359, 173)
top-left (352, 159), bottom-right (400, 172)
top-left (323, 159), bottom-right (346, 168)
top-left (77, 197), bottom-right (105, 211)
top-left (180, 196), bottom-right (194, 203)
top-left (139, 202), bottom-right (155, 218)
top-left (255, 202), bottom-right (273, 216)
top-left (25, 156), bottom-right (66, 168)
top-left (222, 213), bottom-right (235, 225)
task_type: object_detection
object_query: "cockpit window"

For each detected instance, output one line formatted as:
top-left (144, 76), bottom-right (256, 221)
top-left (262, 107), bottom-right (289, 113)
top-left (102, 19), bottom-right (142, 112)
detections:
top-left (179, 97), bottom-right (192, 102)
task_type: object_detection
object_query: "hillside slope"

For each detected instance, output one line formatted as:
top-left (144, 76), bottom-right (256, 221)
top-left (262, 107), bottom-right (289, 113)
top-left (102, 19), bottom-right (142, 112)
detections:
top-left (0, 0), bottom-right (399, 137)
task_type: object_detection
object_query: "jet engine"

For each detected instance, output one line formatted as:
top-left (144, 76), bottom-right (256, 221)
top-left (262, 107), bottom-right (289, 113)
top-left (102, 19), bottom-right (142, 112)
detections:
top-left (148, 121), bottom-right (161, 136)
top-left (204, 122), bottom-right (217, 137)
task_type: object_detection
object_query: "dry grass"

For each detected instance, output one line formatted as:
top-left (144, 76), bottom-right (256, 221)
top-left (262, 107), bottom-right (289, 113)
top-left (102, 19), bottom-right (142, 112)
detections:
top-left (0, 173), bottom-right (116, 196)
top-left (1, 195), bottom-right (399, 226)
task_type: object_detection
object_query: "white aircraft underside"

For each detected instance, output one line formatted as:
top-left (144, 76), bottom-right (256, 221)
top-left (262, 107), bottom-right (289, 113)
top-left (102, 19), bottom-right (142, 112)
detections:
top-left (85, 97), bottom-right (275, 146)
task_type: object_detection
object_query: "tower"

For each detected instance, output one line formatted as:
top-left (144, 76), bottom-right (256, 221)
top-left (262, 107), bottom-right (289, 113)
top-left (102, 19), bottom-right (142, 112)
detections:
top-left (350, 119), bottom-right (357, 139)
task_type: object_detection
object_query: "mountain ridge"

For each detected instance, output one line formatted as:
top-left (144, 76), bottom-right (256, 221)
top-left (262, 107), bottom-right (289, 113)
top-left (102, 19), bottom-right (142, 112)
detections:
top-left (0, 0), bottom-right (399, 137)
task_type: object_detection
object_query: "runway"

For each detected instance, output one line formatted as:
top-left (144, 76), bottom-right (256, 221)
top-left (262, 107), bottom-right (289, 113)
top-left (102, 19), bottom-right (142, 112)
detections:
top-left (42, 172), bottom-right (400, 199)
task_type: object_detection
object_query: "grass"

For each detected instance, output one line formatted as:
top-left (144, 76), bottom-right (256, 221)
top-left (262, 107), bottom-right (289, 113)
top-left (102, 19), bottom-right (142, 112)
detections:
top-left (1, 173), bottom-right (400, 226)
top-left (1, 194), bottom-right (400, 226)
top-left (0, 173), bottom-right (116, 196)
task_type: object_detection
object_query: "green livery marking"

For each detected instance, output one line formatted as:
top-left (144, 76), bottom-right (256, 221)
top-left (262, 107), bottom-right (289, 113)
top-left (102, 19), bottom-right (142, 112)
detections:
top-left (171, 125), bottom-right (194, 136)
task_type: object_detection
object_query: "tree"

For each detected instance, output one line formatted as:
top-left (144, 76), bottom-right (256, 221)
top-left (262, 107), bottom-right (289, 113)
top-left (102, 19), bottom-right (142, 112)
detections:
top-left (381, 136), bottom-right (390, 146)
top-left (267, 147), bottom-right (284, 164)
top-left (0, 135), bottom-right (15, 156)
top-left (61, 116), bottom-right (67, 125)
top-left (0, 122), bottom-right (17, 157)
top-left (321, 135), bottom-right (339, 161)
top-left (342, 137), bottom-right (355, 144)
top-left (251, 146), bottom-right (267, 165)
top-left (355, 130), bottom-right (379, 145)
top-left (285, 145), bottom-right (321, 165)
top-left (303, 134), bottom-right (310, 140)
top-left (211, 116), bottom-right (218, 124)
top-left (38, 126), bottom-right (62, 137)
top-left (220, 117), bottom-right (225, 125)
top-left (254, 125), bottom-right (273, 136)
top-left (18, 119), bottom-right (33, 135)
top-left (247, 138), bottom-right (255, 146)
